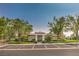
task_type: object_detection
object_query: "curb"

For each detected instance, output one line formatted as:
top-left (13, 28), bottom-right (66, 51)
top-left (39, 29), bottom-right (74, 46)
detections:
top-left (0, 47), bottom-right (79, 50)
top-left (0, 44), bottom-right (8, 47)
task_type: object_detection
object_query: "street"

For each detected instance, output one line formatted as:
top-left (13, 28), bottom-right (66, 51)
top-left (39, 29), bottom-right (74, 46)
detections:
top-left (0, 49), bottom-right (79, 56)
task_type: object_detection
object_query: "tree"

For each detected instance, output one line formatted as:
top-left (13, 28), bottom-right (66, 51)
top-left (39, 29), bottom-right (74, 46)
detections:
top-left (65, 16), bottom-right (79, 39)
top-left (11, 18), bottom-right (32, 41)
top-left (75, 16), bottom-right (79, 39)
top-left (0, 16), bottom-right (33, 43)
top-left (48, 16), bottom-right (65, 40)
top-left (0, 17), bottom-right (9, 42)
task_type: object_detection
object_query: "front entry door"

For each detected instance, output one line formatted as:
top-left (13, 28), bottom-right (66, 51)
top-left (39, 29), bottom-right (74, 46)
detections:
top-left (37, 35), bottom-right (42, 43)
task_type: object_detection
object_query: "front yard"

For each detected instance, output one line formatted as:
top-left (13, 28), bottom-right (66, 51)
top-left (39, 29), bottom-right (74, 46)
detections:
top-left (45, 39), bottom-right (79, 43)
top-left (64, 40), bottom-right (79, 43)
top-left (1, 38), bottom-right (79, 44)
top-left (7, 40), bottom-right (33, 44)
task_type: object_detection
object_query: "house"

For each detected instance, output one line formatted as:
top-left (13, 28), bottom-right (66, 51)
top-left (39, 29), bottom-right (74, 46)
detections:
top-left (28, 32), bottom-right (47, 42)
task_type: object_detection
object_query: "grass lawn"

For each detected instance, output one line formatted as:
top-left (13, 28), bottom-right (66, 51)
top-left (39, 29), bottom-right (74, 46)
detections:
top-left (7, 39), bottom-right (79, 44)
top-left (8, 40), bottom-right (33, 44)
top-left (64, 40), bottom-right (79, 43)
top-left (46, 39), bottom-right (79, 43)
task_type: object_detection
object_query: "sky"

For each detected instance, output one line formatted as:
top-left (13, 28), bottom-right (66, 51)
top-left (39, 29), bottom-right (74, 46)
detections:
top-left (0, 3), bottom-right (79, 32)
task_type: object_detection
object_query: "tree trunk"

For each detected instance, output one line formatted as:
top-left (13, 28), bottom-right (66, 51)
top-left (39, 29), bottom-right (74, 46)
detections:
top-left (76, 30), bottom-right (79, 40)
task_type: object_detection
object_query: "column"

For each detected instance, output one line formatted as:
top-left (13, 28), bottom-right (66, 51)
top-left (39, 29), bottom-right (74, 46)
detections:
top-left (35, 34), bottom-right (38, 42)
top-left (42, 35), bottom-right (45, 42)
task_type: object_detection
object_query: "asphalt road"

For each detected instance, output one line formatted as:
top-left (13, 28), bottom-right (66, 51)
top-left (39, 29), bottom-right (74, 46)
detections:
top-left (0, 49), bottom-right (79, 56)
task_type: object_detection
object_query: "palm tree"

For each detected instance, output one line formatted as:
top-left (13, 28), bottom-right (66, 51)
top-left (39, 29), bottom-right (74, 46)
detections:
top-left (48, 16), bottom-right (65, 40)
top-left (65, 16), bottom-right (79, 39)
top-left (75, 16), bottom-right (79, 39)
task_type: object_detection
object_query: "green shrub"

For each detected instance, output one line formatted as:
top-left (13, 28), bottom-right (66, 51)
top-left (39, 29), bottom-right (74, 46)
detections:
top-left (45, 37), bottom-right (51, 42)
top-left (8, 40), bottom-right (33, 44)
top-left (8, 40), bottom-right (20, 44)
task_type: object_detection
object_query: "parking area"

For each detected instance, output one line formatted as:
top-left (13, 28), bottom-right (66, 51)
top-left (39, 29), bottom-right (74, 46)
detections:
top-left (54, 44), bottom-right (75, 48)
top-left (0, 43), bottom-right (78, 50)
